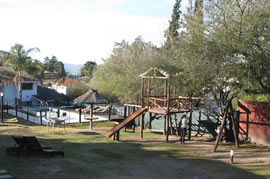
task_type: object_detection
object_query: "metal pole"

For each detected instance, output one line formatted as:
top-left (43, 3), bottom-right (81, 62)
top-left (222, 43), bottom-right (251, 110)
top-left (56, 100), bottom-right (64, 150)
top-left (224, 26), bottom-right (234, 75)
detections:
top-left (1, 94), bottom-right (3, 123)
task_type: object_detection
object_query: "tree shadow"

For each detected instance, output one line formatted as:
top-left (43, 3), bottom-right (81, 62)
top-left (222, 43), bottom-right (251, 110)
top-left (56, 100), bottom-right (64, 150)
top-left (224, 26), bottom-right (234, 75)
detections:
top-left (0, 120), bottom-right (268, 179)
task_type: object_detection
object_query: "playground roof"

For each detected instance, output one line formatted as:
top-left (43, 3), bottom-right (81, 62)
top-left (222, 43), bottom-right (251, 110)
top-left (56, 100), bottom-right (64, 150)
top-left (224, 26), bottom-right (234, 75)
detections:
top-left (139, 67), bottom-right (169, 79)
top-left (73, 89), bottom-right (108, 104)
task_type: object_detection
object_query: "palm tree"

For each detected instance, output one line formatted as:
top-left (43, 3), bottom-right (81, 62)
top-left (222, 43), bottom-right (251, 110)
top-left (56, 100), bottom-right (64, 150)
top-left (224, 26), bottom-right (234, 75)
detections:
top-left (0, 43), bottom-right (40, 106)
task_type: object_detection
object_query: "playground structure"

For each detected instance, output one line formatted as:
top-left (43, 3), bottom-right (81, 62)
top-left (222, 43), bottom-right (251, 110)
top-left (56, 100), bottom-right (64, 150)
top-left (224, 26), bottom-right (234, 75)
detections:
top-left (105, 67), bottom-right (191, 142)
top-left (105, 67), bottom-right (240, 152)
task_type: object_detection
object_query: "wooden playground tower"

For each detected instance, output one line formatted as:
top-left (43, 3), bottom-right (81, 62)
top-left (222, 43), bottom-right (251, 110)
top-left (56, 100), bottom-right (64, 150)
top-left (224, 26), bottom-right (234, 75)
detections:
top-left (105, 67), bottom-right (239, 151)
top-left (105, 67), bottom-right (190, 142)
top-left (139, 67), bottom-right (190, 142)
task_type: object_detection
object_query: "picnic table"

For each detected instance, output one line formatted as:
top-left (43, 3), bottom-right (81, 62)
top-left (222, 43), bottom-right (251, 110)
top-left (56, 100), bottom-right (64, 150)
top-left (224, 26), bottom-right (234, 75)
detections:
top-left (84, 116), bottom-right (99, 130)
top-left (47, 117), bottom-right (65, 133)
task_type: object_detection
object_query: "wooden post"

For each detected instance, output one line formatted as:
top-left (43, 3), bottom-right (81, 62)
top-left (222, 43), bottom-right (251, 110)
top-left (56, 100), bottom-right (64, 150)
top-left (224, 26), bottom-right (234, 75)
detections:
top-left (173, 87), bottom-right (176, 106)
top-left (149, 112), bottom-right (152, 129)
top-left (40, 111), bottom-right (42, 125)
top-left (164, 79), bottom-right (168, 106)
top-left (79, 104), bottom-right (82, 123)
top-left (147, 79), bottom-right (150, 107)
top-left (108, 103), bottom-right (111, 121)
top-left (197, 111), bottom-right (201, 135)
top-left (166, 85), bottom-right (170, 142)
top-left (27, 108), bottom-right (29, 121)
top-left (163, 116), bottom-right (166, 135)
top-left (213, 99), bottom-right (231, 152)
top-left (188, 97), bottom-right (193, 140)
top-left (124, 105), bottom-right (127, 131)
top-left (174, 114), bottom-right (179, 136)
top-left (229, 104), bottom-right (239, 148)
top-left (169, 115), bottom-right (173, 135)
top-left (116, 131), bottom-right (120, 141)
top-left (140, 78), bottom-right (144, 139)
top-left (166, 115), bottom-right (169, 142)
top-left (15, 104), bottom-right (17, 117)
top-left (141, 78), bottom-right (144, 107)
top-left (90, 104), bottom-right (93, 117)
top-left (140, 113), bottom-right (144, 139)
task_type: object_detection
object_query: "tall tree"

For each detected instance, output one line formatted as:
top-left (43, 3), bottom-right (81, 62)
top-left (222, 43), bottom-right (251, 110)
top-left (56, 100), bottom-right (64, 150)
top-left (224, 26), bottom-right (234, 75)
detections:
top-left (54, 61), bottom-right (66, 77)
top-left (0, 44), bottom-right (40, 106)
top-left (164, 0), bottom-right (182, 49)
top-left (25, 59), bottom-right (43, 84)
top-left (43, 56), bottom-right (66, 78)
top-left (80, 61), bottom-right (97, 78)
top-left (90, 37), bottom-right (159, 103)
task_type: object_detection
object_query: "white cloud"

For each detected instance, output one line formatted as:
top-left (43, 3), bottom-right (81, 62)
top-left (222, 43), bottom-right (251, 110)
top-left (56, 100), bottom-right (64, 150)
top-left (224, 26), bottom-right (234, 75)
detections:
top-left (0, 0), bottom-right (169, 64)
top-left (168, 0), bottom-right (175, 5)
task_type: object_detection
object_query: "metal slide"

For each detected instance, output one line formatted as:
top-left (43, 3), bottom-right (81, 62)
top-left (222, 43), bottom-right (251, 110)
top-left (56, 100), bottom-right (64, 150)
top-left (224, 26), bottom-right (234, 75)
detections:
top-left (104, 107), bottom-right (148, 137)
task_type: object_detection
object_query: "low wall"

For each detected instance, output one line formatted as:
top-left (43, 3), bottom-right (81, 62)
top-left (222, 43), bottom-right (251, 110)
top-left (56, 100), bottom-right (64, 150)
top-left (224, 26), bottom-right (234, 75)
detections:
top-left (237, 100), bottom-right (270, 146)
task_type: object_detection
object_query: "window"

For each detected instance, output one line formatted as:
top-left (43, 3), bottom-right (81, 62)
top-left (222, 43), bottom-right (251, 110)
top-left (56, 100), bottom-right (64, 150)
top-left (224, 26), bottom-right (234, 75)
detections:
top-left (22, 83), bottom-right (33, 90)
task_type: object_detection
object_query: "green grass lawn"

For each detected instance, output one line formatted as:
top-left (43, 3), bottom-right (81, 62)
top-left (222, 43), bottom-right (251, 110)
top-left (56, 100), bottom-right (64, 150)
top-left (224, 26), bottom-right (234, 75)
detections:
top-left (0, 114), bottom-right (269, 179)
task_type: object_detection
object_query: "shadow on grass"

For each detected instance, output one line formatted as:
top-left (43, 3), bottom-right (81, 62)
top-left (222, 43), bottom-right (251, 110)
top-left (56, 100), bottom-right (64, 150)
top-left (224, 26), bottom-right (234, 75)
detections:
top-left (77, 131), bottom-right (100, 136)
top-left (0, 115), bottom-right (268, 179)
top-left (0, 135), bottom-right (267, 179)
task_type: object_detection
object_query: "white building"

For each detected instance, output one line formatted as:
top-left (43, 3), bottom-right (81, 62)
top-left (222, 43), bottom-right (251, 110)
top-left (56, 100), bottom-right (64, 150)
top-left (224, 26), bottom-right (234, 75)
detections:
top-left (0, 75), bottom-right (39, 105)
top-left (48, 84), bottom-right (69, 95)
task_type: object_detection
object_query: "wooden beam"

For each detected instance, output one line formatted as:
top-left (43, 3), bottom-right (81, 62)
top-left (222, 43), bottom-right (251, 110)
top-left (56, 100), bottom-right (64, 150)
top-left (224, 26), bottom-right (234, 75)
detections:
top-left (174, 114), bottom-right (179, 136)
top-left (169, 115), bottom-right (173, 135)
top-left (163, 115), bottom-right (166, 135)
top-left (213, 99), bottom-right (231, 152)
top-left (166, 115), bottom-right (169, 142)
top-left (141, 78), bottom-right (144, 107)
top-left (166, 85), bottom-right (170, 142)
top-left (229, 103), bottom-right (239, 148)
top-left (188, 97), bottom-right (192, 140)
top-left (140, 113), bottom-right (144, 139)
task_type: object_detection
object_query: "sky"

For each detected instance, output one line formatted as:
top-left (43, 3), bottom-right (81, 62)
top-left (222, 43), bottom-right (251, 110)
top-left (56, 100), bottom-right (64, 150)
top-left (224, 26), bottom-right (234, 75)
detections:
top-left (0, 0), bottom-right (189, 65)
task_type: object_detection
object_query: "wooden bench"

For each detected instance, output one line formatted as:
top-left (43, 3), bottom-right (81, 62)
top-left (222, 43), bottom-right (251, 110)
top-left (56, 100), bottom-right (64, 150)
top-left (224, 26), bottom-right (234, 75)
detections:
top-left (84, 116), bottom-right (99, 130)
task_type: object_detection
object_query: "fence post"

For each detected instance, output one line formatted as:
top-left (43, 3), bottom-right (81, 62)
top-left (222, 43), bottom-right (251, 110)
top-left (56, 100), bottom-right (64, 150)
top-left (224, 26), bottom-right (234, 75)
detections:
top-left (40, 111), bottom-right (42, 125)
top-left (124, 105), bottom-right (127, 131)
top-left (27, 108), bottom-right (29, 121)
top-left (6, 102), bottom-right (8, 114)
top-left (79, 104), bottom-right (81, 123)
top-left (15, 104), bottom-right (18, 117)
top-left (108, 103), bottom-right (111, 121)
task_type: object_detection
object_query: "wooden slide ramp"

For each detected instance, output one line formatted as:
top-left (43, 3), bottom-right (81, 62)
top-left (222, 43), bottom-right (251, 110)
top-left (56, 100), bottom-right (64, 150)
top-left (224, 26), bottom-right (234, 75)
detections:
top-left (104, 107), bottom-right (148, 137)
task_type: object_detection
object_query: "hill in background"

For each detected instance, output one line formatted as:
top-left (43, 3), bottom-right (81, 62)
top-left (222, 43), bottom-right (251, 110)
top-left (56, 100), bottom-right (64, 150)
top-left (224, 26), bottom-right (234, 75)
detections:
top-left (64, 63), bottom-right (83, 75)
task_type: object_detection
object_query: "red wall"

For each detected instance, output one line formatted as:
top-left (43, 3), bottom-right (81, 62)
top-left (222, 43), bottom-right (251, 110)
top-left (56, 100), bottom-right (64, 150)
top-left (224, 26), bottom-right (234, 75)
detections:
top-left (237, 100), bottom-right (270, 146)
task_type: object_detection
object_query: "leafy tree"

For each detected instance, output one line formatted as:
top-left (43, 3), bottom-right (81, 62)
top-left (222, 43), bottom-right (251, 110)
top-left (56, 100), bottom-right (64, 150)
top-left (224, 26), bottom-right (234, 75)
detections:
top-left (43, 56), bottom-right (57, 72)
top-left (25, 59), bottom-right (43, 84)
top-left (80, 61), bottom-right (97, 78)
top-left (0, 44), bottom-right (40, 106)
top-left (54, 61), bottom-right (66, 77)
top-left (164, 0), bottom-right (182, 49)
top-left (90, 37), bottom-right (159, 103)
top-left (43, 56), bottom-right (66, 78)
top-left (176, 0), bottom-right (270, 106)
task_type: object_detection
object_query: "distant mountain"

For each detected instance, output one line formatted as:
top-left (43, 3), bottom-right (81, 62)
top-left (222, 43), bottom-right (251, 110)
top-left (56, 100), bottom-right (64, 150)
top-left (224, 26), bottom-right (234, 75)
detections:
top-left (64, 63), bottom-right (83, 75)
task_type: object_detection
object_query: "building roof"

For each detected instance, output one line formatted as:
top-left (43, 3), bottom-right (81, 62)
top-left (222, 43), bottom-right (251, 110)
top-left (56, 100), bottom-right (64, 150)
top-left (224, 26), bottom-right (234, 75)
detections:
top-left (33, 85), bottom-right (67, 102)
top-left (73, 89), bottom-right (108, 104)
